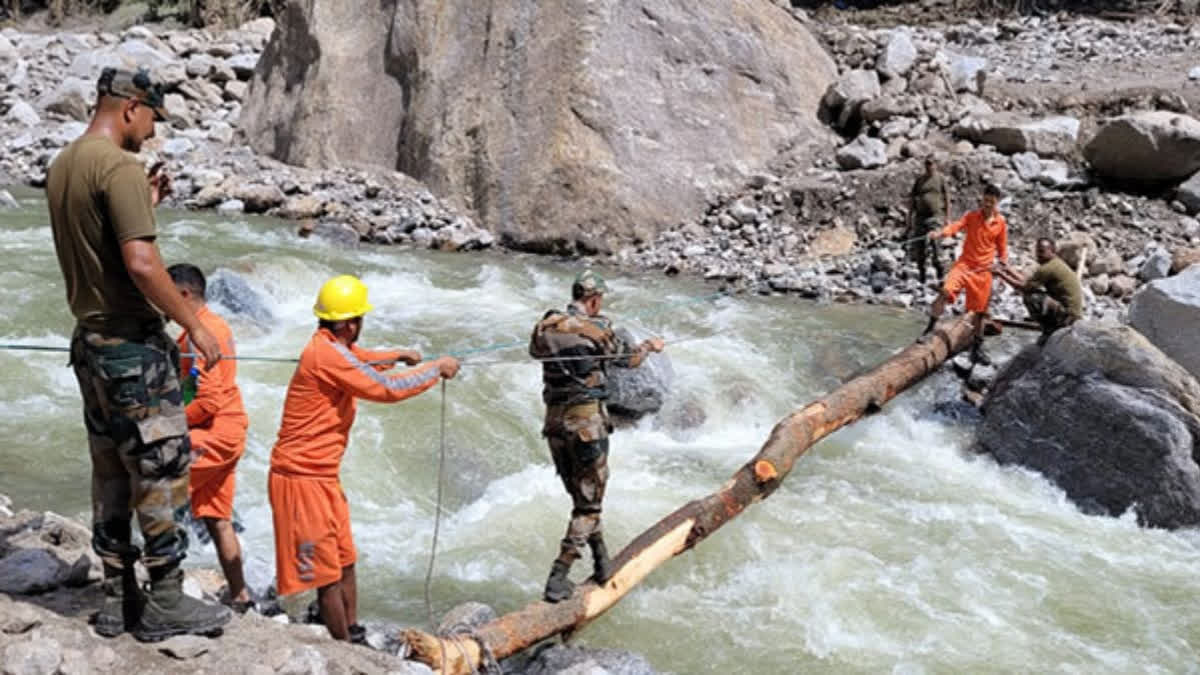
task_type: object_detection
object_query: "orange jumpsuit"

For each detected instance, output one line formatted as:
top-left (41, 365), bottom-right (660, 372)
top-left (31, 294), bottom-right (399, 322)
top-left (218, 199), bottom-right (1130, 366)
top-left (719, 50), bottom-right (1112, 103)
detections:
top-left (268, 328), bottom-right (441, 596)
top-left (939, 209), bottom-right (1008, 313)
top-left (178, 305), bottom-right (248, 521)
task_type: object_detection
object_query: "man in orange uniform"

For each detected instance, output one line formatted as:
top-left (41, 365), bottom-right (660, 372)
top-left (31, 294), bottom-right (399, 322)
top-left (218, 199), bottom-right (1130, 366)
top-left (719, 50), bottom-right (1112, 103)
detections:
top-left (925, 183), bottom-right (1008, 365)
top-left (168, 264), bottom-right (253, 611)
top-left (268, 275), bottom-right (460, 642)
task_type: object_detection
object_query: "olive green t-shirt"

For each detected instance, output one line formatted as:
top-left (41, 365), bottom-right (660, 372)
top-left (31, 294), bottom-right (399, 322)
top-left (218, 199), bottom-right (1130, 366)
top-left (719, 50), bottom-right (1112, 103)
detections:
top-left (1027, 256), bottom-right (1084, 320)
top-left (46, 135), bottom-right (161, 333)
top-left (911, 171), bottom-right (947, 220)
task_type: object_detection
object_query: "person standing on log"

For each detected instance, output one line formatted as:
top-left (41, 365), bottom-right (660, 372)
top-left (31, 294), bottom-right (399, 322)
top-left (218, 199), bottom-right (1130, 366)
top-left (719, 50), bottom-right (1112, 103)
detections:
top-left (529, 270), bottom-right (665, 603)
top-left (267, 275), bottom-right (459, 642)
top-left (924, 183), bottom-right (1008, 365)
top-left (47, 67), bottom-right (232, 641)
top-left (907, 156), bottom-right (950, 284)
top-left (168, 263), bottom-right (254, 612)
top-left (995, 237), bottom-right (1083, 345)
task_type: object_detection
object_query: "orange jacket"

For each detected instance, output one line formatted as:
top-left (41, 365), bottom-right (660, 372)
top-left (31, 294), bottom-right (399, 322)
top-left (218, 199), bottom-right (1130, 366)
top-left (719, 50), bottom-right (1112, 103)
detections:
top-left (177, 305), bottom-right (248, 459)
top-left (269, 328), bottom-right (441, 478)
top-left (941, 209), bottom-right (1008, 271)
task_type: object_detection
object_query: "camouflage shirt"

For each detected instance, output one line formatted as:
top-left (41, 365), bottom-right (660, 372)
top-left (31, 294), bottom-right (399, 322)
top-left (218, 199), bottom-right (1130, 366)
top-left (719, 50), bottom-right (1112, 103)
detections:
top-left (530, 301), bottom-right (645, 406)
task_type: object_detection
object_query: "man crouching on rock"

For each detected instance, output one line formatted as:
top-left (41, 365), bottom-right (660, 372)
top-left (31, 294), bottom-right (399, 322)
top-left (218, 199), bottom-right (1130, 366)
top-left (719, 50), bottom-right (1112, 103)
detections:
top-left (267, 275), bottom-right (459, 642)
top-left (924, 183), bottom-right (1009, 365)
top-left (48, 67), bottom-right (232, 642)
top-left (995, 237), bottom-right (1083, 345)
top-left (530, 270), bottom-right (664, 603)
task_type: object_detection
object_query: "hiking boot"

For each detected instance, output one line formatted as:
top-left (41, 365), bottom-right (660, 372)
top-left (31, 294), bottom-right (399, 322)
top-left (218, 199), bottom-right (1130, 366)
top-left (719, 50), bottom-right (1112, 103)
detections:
top-left (93, 574), bottom-right (138, 638)
top-left (349, 623), bottom-right (368, 646)
top-left (543, 560), bottom-right (575, 603)
top-left (588, 535), bottom-right (613, 584)
top-left (970, 340), bottom-right (993, 367)
top-left (132, 568), bottom-right (232, 643)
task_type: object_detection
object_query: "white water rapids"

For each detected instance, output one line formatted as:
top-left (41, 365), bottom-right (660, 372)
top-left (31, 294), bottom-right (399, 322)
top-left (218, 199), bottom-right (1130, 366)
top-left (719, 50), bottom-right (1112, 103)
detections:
top-left (2, 187), bottom-right (1199, 673)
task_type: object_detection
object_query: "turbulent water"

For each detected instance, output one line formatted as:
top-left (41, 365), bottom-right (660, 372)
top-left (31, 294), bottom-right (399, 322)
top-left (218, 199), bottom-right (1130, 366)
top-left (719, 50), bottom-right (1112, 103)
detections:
top-left (2, 186), bottom-right (1199, 673)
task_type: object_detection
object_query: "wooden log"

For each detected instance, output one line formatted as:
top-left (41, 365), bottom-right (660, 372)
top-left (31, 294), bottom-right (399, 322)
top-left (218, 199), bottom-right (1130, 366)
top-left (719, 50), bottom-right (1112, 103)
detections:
top-left (402, 316), bottom-right (979, 674)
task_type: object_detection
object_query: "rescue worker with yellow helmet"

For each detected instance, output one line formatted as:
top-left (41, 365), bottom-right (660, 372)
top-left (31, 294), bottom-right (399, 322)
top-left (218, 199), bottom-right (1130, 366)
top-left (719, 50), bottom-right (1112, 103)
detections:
top-left (267, 275), bottom-right (459, 642)
top-left (530, 270), bottom-right (665, 602)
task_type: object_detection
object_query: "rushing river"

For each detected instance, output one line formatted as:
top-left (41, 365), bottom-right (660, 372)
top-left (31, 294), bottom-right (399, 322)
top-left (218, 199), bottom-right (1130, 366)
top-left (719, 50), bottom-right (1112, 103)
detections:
top-left (2, 186), bottom-right (1199, 673)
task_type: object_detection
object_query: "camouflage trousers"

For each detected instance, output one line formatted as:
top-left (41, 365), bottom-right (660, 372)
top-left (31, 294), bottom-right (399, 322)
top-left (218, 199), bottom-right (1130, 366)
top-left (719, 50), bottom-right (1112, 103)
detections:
top-left (1024, 291), bottom-right (1075, 339)
top-left (908, 216), bottom-right (944, 283)
top-left (544, 401), bottom-right (611, 563)
top-left (70, 324), bottom-right (191, 575)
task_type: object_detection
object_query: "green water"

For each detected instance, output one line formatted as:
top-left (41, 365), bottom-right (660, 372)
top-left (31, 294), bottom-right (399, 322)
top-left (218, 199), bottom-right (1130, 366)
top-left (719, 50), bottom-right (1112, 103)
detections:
top-left (2, 186), bottom-right (1198, 673)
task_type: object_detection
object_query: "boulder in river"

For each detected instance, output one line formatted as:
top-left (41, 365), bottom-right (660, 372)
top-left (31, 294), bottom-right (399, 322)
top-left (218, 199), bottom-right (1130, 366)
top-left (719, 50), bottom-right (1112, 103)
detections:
top-left (605, 328), bottom-right (673, 420)
top-left (206, 268), bottom-right (275, 325)
top-left (977, 323), bottom-right (1200, 529)
top-left (1129, 264), bottom-right (1200, 381)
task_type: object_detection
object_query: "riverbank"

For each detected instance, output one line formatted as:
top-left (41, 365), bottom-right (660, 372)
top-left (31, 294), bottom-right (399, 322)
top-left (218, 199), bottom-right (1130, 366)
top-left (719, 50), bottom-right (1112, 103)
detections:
top-left (1, 9), bottom-right (1198, 326)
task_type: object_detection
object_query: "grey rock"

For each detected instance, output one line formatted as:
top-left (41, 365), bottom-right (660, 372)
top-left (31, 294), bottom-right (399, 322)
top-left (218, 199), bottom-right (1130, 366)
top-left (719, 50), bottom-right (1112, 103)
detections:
top-left (209, 60), bottom-right (237, 84)
top-left (0, 603), bottom-right (41, 634)
top-left (226, 53), bottom-right (258, 79)
top-left (859, 95), bottom-right (918, 123)
top-left (2, 638), bottom-right (61, 675)
top-left (163, 93), bottom-right (194, 128)
top-left (242, 0), bottom-right (837, 253)
top-left (1090, 273), bottom-right (1111, 296)
top-left (954, 113), bottom-right (1079, 157)
top-left (1177, 171), bottom-right (1200, 215)
top-left (1129, 265), bottom-right (1200, 380)
top-left (821, 68), bottom-right (881, 131)
top-left (1090, 250), bottom-right (1125, 277)
top-left (682, 244), bottom-right (706, 257)
top-left (216, 199), bottom-right (245, 214)
top-left (876, 29), bottom-right (916, 79)
top-left (162, 137), bottom-right (195, 159)
top-left (1190, 66), bottom-right (1200, 81)
top-left (38, 78), bottom-right (93, 122)
top-left (6, 101), bottom-right (40, 127)
top-left (0, 548), bottom-right (89, 594)
top-left (944, 50), bottom-right (988, 94)
top-left (978, 323), bottom-right (1200, 529)
top-left (0, 190), bottom-right (18, 210)
top-left (207, 268), bottom-right (275, 325)
top-left (179, 79), bottom-right (225, 107)
top-left (410, 227), bottom-right (435, 248)
top-left (729, 198), bottom-right (759, 224)
top-left (230, 183), bottom-right (285, 213)
top-left (277, 194), bottom-right (325, 220)
top-left (185, 53), bottom-right (217, 78)
top-left (276, 646), bottom-right (326, 675)
top-left (835, 135), bottom-right (887, 170)
top-left (157, 61), bottom-right (188, 88)
top-left (1110, 274), bottom-right (1137, 298)
top-left (207, 120), bottom-right (235, 144)
top-left (1084, 111), bottom-right (1200, 182)
top-left (1011, 152), bottom-right (1042, 182)
top-left (1139, 247), bottom-right (1173, 281)
top-left (606, 328), bottom-right (673, 419)
top-left (158, 635), bottom-right (211, 659)
top-left (223, 80), bottom-right (249, 102)
top-left (523, 645), bottom-right (660, 675)
top-left (166, 32), bottom-right (201, 57)
top-left (0, 33), bottom-right (16, 61)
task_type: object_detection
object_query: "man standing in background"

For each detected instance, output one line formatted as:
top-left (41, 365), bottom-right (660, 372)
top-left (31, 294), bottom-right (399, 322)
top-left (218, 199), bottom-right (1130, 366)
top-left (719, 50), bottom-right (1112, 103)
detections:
top-left (168, 263), bottom-right (254, 612)
top-left (47, 67), bottom-right (231, 641)
top-left (907, 156), bottom-right (950, 284)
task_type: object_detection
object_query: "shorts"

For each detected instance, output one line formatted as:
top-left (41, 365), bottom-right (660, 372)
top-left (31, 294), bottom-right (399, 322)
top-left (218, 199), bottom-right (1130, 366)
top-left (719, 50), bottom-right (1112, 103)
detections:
top-left (942, 262), bottom-right (993, 314)
top-left (269, 471), bottom-right (356, 596)
top-left (188, 417), bottom-right (247, 521)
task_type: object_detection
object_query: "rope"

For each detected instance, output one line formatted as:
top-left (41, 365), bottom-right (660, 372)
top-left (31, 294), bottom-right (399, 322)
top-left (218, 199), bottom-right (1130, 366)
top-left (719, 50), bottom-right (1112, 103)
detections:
top-left (425, 378), bottom-right (448, 629)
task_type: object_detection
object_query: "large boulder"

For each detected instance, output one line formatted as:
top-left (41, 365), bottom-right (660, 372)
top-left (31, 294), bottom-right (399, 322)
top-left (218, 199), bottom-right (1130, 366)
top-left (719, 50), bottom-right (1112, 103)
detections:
top-left (241, 0), bottom-right (836, 253)
top-left (605, 329), bottom-right (673, 420)
top-left (1084, 111), bottom-right (1200, 182)
top-left (978, 323), bottom-right (1200, 529)
top-left (206, 268), bottom-right (275, 325)
top-left (954, 113), bottom-right (1080, 157)
top-left (1129, 264), bottom-right (1200, 381)
top-left (820, 68), bottom-right (881, 133)
top-left (1177, 171), bottom-right (1200, 215)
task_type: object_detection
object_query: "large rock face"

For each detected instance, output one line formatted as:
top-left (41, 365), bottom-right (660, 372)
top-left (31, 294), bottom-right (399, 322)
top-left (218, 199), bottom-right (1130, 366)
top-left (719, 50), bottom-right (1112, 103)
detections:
top-left (978, 323), bottom-right (1200, 529)
top-left (1129, 264), bottom-right (1200, 381)
top-left (1083, 111), bottom-right (1200, 182)
top-left (241, 0), bottom-right (837, 252)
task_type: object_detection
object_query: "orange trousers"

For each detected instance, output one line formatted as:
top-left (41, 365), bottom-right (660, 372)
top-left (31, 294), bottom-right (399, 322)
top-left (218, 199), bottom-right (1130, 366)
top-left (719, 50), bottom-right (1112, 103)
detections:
top-left (942, 262), bottom-right (994, 313)
top-left (268, 471), bottom-right (356, 596)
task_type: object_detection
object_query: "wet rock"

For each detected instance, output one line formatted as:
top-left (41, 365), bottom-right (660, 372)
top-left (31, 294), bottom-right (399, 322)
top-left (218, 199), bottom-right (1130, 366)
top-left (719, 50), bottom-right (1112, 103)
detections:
top-left (1129, 265), bottom-right (1200, 380)
top-left (836, 135), bottom-right (887, 170)
top-left (0, 190), bottom-right (18, 210)
top-left (606, 329), bottom-right (673, 419)
top-left (1084, 112), bottom-right (1200, 182)
top-left (979, 323), bottom-right (1200, 529)
top-left (207, 268), bottom-right (275, 325)
top-left (2, 638), bottom-right (61, 675)
top-left (216, 199), bottom-right (244, 215)
top-left (523, 645), bottom-right (661, 675)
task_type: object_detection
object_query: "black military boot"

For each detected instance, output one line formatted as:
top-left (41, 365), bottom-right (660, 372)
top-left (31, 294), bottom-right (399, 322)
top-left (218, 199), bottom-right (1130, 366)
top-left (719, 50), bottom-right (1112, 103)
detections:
top-left (543, 560), bottom-right (575, 603)
top-left (94, 574), bottom-right (129, 637)
top-left (970, 338), bottom-right (993, 367)
top-left (588, 534), bottom-right (613, 584)
top-left (132, 567), bottom-right (232, 642)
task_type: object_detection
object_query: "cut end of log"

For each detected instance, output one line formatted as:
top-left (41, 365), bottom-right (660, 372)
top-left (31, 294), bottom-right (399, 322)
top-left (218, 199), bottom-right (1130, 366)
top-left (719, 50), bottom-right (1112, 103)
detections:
top-left (753, 460), bottom-right (778, 483)
top-left (401, 629), bottom-right (444, 671)
top-left (401, 627), bottom-right (484, 675)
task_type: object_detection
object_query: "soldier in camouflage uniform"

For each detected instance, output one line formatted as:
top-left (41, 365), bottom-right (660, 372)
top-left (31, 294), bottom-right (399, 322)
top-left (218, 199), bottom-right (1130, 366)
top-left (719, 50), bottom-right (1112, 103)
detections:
top-left (530, 270), bottom-right (665, 602)
top-left (48, 68), bottom-right (230, 641)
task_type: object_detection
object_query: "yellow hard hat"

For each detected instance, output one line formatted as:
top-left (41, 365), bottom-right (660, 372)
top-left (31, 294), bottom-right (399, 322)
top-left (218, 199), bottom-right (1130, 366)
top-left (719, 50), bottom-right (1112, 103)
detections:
top-left (313, 275), bottom-right (374, 321)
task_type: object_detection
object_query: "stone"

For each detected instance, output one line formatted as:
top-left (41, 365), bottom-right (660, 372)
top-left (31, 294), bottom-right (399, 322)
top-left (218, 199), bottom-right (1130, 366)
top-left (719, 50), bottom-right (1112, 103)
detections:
top-left (835, 135), bottom-right (887, 170)
top-left (276, 194), bottom-right (324, 220)
top-left (1084, 112), bottom-right (1200, 182)
top-left (223, 80), bottom-right (249, 102)
top-left (859, 95), bottom-right (918, 123)
top-left (523, 645), bottom-right (660, 675)
top-left (162, 138), bottom-right (195, 159)
top-left (876, 29), bottom-right (916, 80)
top-left (243, 0), bottom-right (837, 253)
top-left (1177, 171), bottom-right (1200, 215)
top-left (193, 184), bottom-right (229, 208)
top-left (1089, 251), bottom-right (1124, 277)
top-left (1129, 265), bottom-right (1200, 380)
top-left (1057, 233), bottom-right (1094, 272)
top-left (943, 50), bottom-right (988, 94)
top-left (207, 268), bottom-right (275, 324)
top-left (1090, 273), bottom-right (1111, 296)
top-left (0, 548), bottom-right (81, 594)
top-left (179, 79), bottom-right (226, 107)
top-left (809, 227), bottom-right (856, 256)
top-left (1190, 66), bottom-right (1200, 81)
top-left (821, 68), bottom-right (881, 132)
top-left (166, 32), bottom-right (201, 56)
top-left (277, 646), bottom-right (327, 675)
top-left (226, 53), bottom-right (258, 79)
top-left (729, 198), bottom-right (759, 225)
top-left (162, 93), bottom-right (194, 129)
top-left (0, 603), bottom-right (41, 634)
top-left (230, 183), bottom-right (285, 213)
top-left (158, 635), bottom-right (211, 660)
top-left (2, 638), bottom-right (62, 675)
top-left (1173, 248), bottom-right (1200, 275)
top-left (37, 78), bottom-right (93, 122)
top-left (1139, 247), bottom-right (1173, 281)
top-left (6, 101), bottom-right (40, 127)
top-left (157, 61), bottom-right (188, 88)
top-left (0, 190), bottom-right (18, 210)
top-left (56, 649), bottom-right (87, 675)
top-left (978, 323), bottom-right (1200, 529)
top-left (207, 121), bottom-right (235, 144)
top-left (185, 54), bottom-right (217, 78)
top-left (1011, 152), bottom-right (1042, 182)
top-left (1109, 274), bottom-right (1137, 298)
top-left (606, 329), bottom-right (673, 419)
top-left (217, 199), bottom-right (245, 214)
top-left (954, 113), bottom-right (1079, 157)
top-left (0, 34), bottom-right (16, 61)
top-left (240, 17), bottom-right (278, 38)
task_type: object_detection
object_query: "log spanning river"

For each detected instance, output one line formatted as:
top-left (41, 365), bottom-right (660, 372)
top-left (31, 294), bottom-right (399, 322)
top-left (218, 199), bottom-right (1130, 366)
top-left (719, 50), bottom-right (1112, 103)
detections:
top-left (2, 187), bottom-right (1198, 672)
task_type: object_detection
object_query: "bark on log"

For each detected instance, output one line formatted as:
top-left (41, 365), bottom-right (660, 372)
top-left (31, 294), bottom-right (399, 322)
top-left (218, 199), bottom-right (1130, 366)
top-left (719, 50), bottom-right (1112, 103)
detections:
top-left (402, 316), bottom-right (978, 674)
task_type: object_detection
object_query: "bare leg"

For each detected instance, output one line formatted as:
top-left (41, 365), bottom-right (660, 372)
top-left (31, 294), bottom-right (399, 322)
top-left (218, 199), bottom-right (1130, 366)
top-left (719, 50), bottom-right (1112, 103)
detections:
top-left (202, 518), bottom-right (250, 604)
top-left (925, 294), bottom-right (948, 334)
top-left (317, 577), bottom-right (350, 640)
top-left (339, 564), bottom-right (357, 628)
